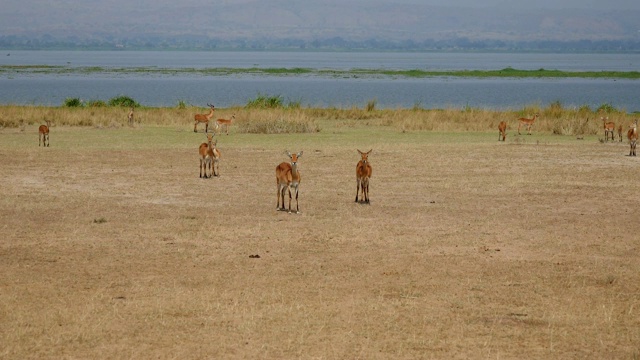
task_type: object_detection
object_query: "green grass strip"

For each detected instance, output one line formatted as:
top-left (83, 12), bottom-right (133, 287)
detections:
top-left (1, 65), bottom-right (639, 79)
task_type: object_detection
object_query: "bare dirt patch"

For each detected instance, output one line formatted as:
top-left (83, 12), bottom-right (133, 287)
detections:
top-left (1, 126), bottom-right (639, 359)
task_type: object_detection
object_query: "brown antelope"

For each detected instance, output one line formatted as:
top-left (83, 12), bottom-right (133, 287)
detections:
top-left (38, 120), bottom-right (50, 147)
top-left (276, 151), bottom-right (303, 213)
top-left (215, 114), bottom-right (235, 135)
top-left (517, 113), bottom-right (538, 135)
top-left (628, 120), bottom-right (638, 157)
top-left (618, 124), bottom-right (623, 142)
top-left (194, 103), bottom-right (215, 133)
top-left (498, 121), bottom-right (507, 141)
top-left (198, 133), bottom-right (215, 178)
top-left (128, 107), bottom-right (135, 126)
top-left (207, 137), bottom-right (221, 177)
top-left (601, 117), bottom-right (615, 142)
top-left (355, 149), bottom-right (372, 204)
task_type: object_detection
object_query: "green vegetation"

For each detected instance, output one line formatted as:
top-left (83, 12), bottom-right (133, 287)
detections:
top-left (108, 95), bottom-right (139, 108)
top-left (3, 65), bottom-right (640, 79)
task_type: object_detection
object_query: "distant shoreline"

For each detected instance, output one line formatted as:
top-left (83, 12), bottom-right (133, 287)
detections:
top-left (2, 65), bottom-right (639, 79)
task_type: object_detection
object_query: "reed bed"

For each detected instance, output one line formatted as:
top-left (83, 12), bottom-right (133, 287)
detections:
top-left (0, 104), bottom-right (635, 137)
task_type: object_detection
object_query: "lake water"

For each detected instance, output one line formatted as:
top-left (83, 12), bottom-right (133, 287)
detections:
top-left (1, 51), bottom-right (639, 111)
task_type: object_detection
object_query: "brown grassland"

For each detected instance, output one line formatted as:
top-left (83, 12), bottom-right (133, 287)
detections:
top-left (0, 105), bottom-right (639, 359)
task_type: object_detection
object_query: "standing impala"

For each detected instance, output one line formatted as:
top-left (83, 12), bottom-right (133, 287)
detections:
top-left (207, 136), bottom-right (221, 177)
top-left (194, 103), bottom-right (215, 133)
top-left (628, 120), bottom-right (638, 157)
top-left (601, 117), bottom-right (615, 142)
top-left (355, 149), bottom-right (372, 204)
top-left (276, 151), bottom-right (303, 213)
top-left (198, 133), bottom-right (215, 178)
top-left (215, 114), bottom-right (235, 135)
top-left (517, 113), bottom-right (538, 135)
top-left (38, 120), bottom-right (50, 147)
top-left (617, 124), bottom-right (623, 142)
top-left (498, 121), bottom-right (507, 141)
top-left (128, 107), bottom-right (135, 126)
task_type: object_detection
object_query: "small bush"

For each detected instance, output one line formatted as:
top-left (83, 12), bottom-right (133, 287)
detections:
top-left (596, 102), bottom-right (617, 114)
top-left (366, 99), bottom-right (377, 112)
top-left (108, 95), bottom-right (139, 108)
top-left (87, 100), bottom-right (107, 107)
top-left (245, 94), bottom-right (284, 109)
top-left (64, 98), bottom-right (83, 107)
top-left (177, 100), bottom-right (187, 109)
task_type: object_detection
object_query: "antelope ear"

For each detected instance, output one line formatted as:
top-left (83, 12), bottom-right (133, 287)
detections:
top-left (297, 151), bottom-right (303, 157)
top-left (367, 149), bottom-right (372, 154)
top-left (357, 149), bottom-right (363, 155)
top-left (285, 150), bottom-right (292, 158)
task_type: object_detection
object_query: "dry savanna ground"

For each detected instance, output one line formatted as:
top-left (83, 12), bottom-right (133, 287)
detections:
top-left (1, 112), bottom-right (639, 359)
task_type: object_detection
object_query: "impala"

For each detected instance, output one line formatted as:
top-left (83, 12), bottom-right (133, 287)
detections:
top-left (207, 136), bottom-right (221, 177)
top-left (618, 124), bottom-right (623, 142)
top-left (198, 133), bottom-right (215, 178)
top-left (517, 113), bottom-right (538, 135)
top-left (355, 149), bottom-right (372, 204)
top-left (276, 151), bottom-right (303, 213)
top-left (215, 114), bottom-right (235, 135)
top-left (601, 117), bottom-right (615, 142)
top-left (194, 103), bottom-right (215, 133)
top-left (38, 120), bottom-right (50, 147)
top-left (498, 121), bottom-right (507, 141)
top-left (128, 107), bottom-right (134, 126)
top-left (628, 120), bottom-right (638, 157)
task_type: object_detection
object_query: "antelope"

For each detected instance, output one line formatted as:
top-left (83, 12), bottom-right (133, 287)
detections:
top-left (194, 103), bottom-right (215, 133)
top-left (215, 114), bottom-right (235, 135)
top-left (198, 133), bottom-right (215, 178)
top-left (128, 107), bottom-right (134, 126)
top-left (601, 117), bottom-right (615, 142)
top-left (618, 124), bottom-right (623, 142)
top-left (207, 136), bottom-right (221, 177)
top-left (498, 121), bottom-right (507, 141)
top-left (276, 151), bottom-right (303, 213)
top-left (628, 120), bottom-right (638, 157)
top-left (38, 120), bottom-right (50, 147)
top-left (517, 113), bottom-right (538, 135)
top-left (355, 149), bottom-right (372, 204)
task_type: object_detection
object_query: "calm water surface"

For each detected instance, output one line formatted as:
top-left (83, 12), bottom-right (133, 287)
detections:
top-left (1, 51), bottom-right (639, 111)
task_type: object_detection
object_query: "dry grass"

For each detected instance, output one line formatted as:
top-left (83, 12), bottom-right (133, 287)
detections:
top-left (1, 104), bottom-right (635, 137)
top-left (0, 112), bottom-right (639, 359)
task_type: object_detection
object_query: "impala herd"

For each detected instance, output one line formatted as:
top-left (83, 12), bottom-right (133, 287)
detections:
top-left (33, 106), bottom-right (638, 214)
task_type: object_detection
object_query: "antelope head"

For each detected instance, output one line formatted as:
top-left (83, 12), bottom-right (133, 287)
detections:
top-left (206, 133), bottom-right (214, 143)
top-left (358, 149), bottom-right (372, 164)
top-left (207, 103), bottom-right (215, 109)
top-left (286, 150), bottom-right (303, 165)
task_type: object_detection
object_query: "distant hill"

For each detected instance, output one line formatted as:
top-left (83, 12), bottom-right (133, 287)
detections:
top-left (1, 1), bottom-right (639, 51)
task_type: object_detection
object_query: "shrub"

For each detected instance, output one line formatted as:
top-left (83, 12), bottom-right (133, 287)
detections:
top-left (108, 95), bottom-right (139, 108)
top-left (366, 99), bottom-right (377, 112)
top-left (596, 102), bottom-right (617, 114)
top-left (87, 100), bottom-right (107, 107)
top-left (245, 94), bottom-right (284, 109)
top-left (177, 100), bottom-right (187, 109)
top-left (64, 98), bottom-right (83, 107)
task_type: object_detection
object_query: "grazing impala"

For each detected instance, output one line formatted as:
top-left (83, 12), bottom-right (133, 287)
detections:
top-left (498, 121), bottom-right (507, 141)
top-left (215, 114), bottom-right (235, 135)
top-left (128, 107), bottom-right (135, 126)
top-left (601, 117), bottom-right (615, 142)
top-left (194, 103), bottom-right (215, 133)
top-left (628, 120), bottom-right (638, 157)
top-left (355, 149), bottom-right (372, 204)
top-left (276, 151), bottom-right (303, 213)
top-left (38, 120), bottom-right (50, 147)
top-left (517, 113), bottom-right (538, 135)
top-left (198, 133), bottom-right (215, 178)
